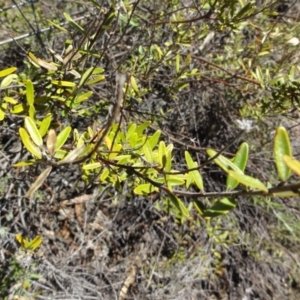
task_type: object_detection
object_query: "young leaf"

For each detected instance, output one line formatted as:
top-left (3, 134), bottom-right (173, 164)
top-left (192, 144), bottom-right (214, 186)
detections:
top-left (56, 126), bottom-right (72, 150)
top-left (274, 126), bottom-right (292, 181)
top-left (39, 113), bottom-right (52, 137)
top-left (83, 162), bottom-right (101, 170)
top-left (148, 130), bottom-right (161, 150)
top-left (143, 141), bottom-right (154, 164)
top-left (26, 235), bottom-right (42, 251)
top-left (0, 67), bottom-right (17, 78)
top-left (130, 75), bottom-right (139, 95)
top-left (226, 142), bottom-right (249, 190)
top-left (126, 123), bottom-right (137, 140)
top-left (25, 116), bottom-right (43, 147)
top-left (26, 80), bottom-right (34, 105)
top-left (25, 167), bottom-right (52, 198)
top-left (134, 183), bottom-right (159, 195)
top-left (185, 151), bottom-right (204, 191)
top-left (16, 234), bottom-right (42, 251)
top-left (19, 128), bottom-right (42, 159)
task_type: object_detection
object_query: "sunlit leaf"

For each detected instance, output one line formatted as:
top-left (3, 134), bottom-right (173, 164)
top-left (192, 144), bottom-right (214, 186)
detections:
top-left (227, 142), bottom-right (249, 190)
top-left (283, 155), bottom-right (300, 176)
top-left (19, 128), bottom-right (42, 159)
top-left (16, 234), bottom-right (42, 251)
top-left (148, 130), bottom-right (161, 150)
top-left (83, 162), bottom-right (101, 170)
top-left (51, 80), bottom-right (76, 87)
top-left (86, 75), bottom-right (105, 85)
top-left (274, 127), bottom-right (292, 181)
top-left (0, 67), bottom-right (17, 78)
top-left (56, 126), bottom-right (72, 150)
top-left (130, 75), bottom-right (139, 95)
top-left (134, 183), bottom-right (158, 195)
top-left (227, 171), bottom-right (268, 192)
top-left (10, 103), bottom-right (25, 114)
top-left (206, 149), bottom-right (244, 174)
top-left (25, 116), bottom-right (43, 147)
top-left (39, 113), bottom-right (52, 137)
top-left (3, 96), bottom-right (18, 104)
top-left (1, 74), bottom-right (18, 87)
top-left (26, 80), bottom-right (34, 105)
top-left (58, 144), bottom-right (86, 164)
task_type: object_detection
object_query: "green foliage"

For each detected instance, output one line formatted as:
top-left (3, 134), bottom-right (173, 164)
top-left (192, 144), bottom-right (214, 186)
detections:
top-left (0, 1), bottom-right (300, 222)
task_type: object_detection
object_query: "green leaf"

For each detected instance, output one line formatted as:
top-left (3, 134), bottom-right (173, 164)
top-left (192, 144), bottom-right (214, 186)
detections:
top-left (191, 164), bottom-right (204, 191)
top-left (206, 149), bottom-right (244, 174)
top-left (83, 162), bottom-right (101, 170)
top-left (203, 198), bottom-right (236, 218)
top-left (274, 126), bottom-right (292, 181)
top-left (0, 105), bottom-right (5, 121)
top-left (24, 116), bottom-right (43, 147)
top-left (12, 160), bottom-right (36, 167)
top-left (29, 104), bottom-right (36, 120)
top-left (56, 126), bottom-right (72, 150)
top-left (47, 19), bottom-right (69, 33)
top-left (283, 155), bottom-right (300, 176)
top-left (232, 2), bottom-right (253, 21)
top-left (143, 141), bottom-right (153, 164)
top-left (148, 130), bottom-right (161, 149)
top-left (58, 144), bottom-right (86, 164)
top-left (75, 91), bottom-right (93, 103)
top-left (10, 103), bottom-right (25, 114)
top-left (16, 234), bottom-right (42, 251)
top-left (26, 80), bottom-right (34, 105)
top-left (169, 194), bottom-right (189, 218)
top-left (185, 151), bottom-right (194, 169)
top-left (134, 183), bottom-right (159, 195)
top-left (227, 171), bottom-right (268, 192)
top-left (136, 121), bottom-right (151, 135)
top-left (130, 75), bottom-right (139, 95)
top-left (1, 74), bottom-right (18, 87)
top-left (126, 123), bottom-right (137, 141)
top-left (226, 142), bottom-right (249, 190)
top-left (129, 132), bottom-right (138, 148)
top-left (184, 151), bottom-right (204, 191)
top-left (79, 67), bottom-right (94, 87)
top-left (3, 97), bottom-right (17, 105)
top-left (64, 12), bottom-right (85, 34)
top-left (39, 113), bottom-right (52, 137)
top-left (19, 128), bottom-right (42, 159)
top-left (51, 80), bottom-right (76, 87)
top-left (86, 75), bottom-right (105, 86)
top-left (193, 200), bottom-right (205, 216)
top-left (176, 53), bottom-right (180, 73)
top-left (0, 67), bottom-right (17, 78)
